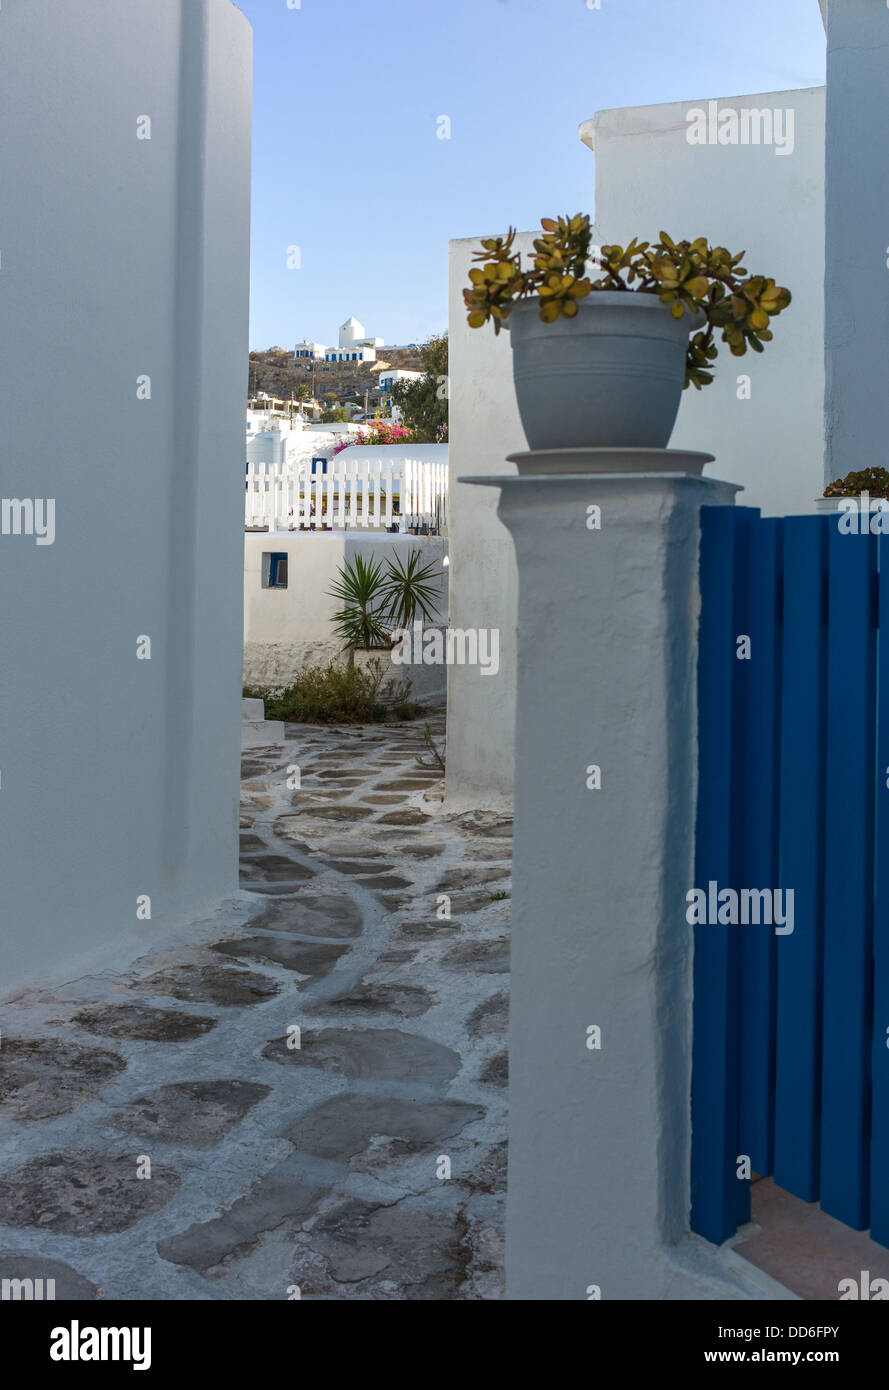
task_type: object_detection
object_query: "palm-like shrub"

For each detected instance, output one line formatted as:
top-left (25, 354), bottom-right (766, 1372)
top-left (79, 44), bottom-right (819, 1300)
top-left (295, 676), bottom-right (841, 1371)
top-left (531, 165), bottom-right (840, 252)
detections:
top-left (328, 553), bottom-right (391, 651)
top-left (328, 548), bottom-right (443, 651)
top-left (379, 550), bottom-right (441, 629)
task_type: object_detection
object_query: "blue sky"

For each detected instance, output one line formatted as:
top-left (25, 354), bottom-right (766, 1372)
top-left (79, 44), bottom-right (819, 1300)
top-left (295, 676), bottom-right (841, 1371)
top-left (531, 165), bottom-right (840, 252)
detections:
top-left (238, 0), bottom-right (826, 350)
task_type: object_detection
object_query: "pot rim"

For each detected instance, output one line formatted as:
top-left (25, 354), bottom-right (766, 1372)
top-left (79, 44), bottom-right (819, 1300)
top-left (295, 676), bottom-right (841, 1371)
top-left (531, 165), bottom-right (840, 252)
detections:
top-left (504, 290), bottom-right (703, 331)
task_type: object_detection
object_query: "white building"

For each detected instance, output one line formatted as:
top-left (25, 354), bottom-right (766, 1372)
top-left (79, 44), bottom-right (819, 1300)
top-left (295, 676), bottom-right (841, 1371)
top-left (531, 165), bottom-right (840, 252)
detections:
top-left (339, 315), bottom-right (384, 350)
top-left (379, 368), bottom-right (424, 423)
top-left (580, 86), bottom-right (825, 518)
top-left (294, 340), bottom-right (327, 360)
top-left (247, 392), bottom-right (291, 422)
top-left (247, 393), bottom-right (312, 466)
top-left (294, 319), bottom-right (384, 364)
top-left (325, 344), bottom-right (378, 363)
top-left (379, 368), bottom-right (423, 391)
top-left (446, 79), bottom-right (826, 814)
top-left (243, 530), bottom-right (448, 700)
top-left (339, 315), bottom-right (365, 348)
top-left (247, 418), bottom-right (306, 467)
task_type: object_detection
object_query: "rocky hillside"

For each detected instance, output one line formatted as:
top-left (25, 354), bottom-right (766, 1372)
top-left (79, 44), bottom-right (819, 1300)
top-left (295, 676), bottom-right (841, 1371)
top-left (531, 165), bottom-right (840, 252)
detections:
top-left (248, 345), bottom-right (425, 406)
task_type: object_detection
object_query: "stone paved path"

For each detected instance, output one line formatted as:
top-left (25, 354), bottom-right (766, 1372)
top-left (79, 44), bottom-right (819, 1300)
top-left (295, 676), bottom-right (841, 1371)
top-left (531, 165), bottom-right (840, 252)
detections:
top-left (0, 717), bottom-right (510, 1300)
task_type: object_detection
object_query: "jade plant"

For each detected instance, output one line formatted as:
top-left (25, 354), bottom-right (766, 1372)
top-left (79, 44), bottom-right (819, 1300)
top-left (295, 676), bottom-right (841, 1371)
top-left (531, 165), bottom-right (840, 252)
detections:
top-left (463, 213), bottom-right (792, 389)
top-left (823, 467), bottom-right (889, 499)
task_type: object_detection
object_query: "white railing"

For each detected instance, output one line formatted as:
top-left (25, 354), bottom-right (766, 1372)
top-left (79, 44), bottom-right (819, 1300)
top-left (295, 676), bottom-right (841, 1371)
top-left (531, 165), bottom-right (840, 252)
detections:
top-left (245, 456), bottom-right (448, 532)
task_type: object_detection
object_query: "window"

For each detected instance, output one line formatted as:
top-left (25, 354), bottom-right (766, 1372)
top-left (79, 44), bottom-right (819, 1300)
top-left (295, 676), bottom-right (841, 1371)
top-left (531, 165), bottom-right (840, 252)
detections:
top-left (263, 552), bottom-right (288, 588)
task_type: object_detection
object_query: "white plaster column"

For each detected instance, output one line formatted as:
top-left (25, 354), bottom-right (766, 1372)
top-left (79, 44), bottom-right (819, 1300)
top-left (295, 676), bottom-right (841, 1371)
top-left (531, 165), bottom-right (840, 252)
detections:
top-left (464, 468), bottom-right (793, 1300)
top-left (824, 0), bottom-right (889, 480)
top-left (0, 1), bottom-right (252, 993)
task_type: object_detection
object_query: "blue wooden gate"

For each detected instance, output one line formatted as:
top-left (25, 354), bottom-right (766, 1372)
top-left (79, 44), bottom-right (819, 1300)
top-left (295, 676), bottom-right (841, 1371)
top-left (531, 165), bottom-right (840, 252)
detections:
top-left (691, 505), bottom-right (889, 1248)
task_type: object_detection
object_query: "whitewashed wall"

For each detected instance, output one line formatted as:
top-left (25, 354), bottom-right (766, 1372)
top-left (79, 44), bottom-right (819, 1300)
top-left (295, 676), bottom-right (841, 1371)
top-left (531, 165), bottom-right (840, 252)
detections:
top-left (444, 233), bottom-right (541, 812)
top-left (0, 0), bottom-right (252, 993)
top-left (824, 1), bottom-right (889, 481)
top-left (446, 84), bottom-right (825, 810)
top-left (246, 421), bottom-right (310, 467)
top-left (243, 532), bottom-right (449, 702)
top-left (584, 86), bottom-right (826, 512)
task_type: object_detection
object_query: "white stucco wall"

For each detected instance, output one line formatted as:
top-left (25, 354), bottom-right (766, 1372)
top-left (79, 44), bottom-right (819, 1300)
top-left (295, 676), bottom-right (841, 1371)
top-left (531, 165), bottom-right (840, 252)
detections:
top-left (445, 233), bottom-right (539, 811)
top-left (446, 85), bottom-right (826, 809)
top-left (583, 86), bottom-right (826, 512)
top-left (0, 0), bottom-right (252, 994)
top-left (246, 427), bottom-right (293, 467)
top-left (824, 0), bottom-right (889, 481)
top-left (246, 426), bottom-right (352, 473)
top-left (243, 532), bottom-right (449, 702)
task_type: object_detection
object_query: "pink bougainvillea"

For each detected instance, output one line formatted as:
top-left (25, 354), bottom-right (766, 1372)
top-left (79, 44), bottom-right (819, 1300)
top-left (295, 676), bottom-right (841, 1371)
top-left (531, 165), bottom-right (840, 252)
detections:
top-left (331, 422), bottom-right (415, 456)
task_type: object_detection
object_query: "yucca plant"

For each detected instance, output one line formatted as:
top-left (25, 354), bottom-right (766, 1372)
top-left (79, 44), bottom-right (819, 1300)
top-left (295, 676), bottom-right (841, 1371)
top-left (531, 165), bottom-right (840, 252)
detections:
top-left (379, 550), bottom-right (441, 629)
top-left (328, 548), bottom-right (443, 652)
top-left (328, 553), bottom-right (391, 651)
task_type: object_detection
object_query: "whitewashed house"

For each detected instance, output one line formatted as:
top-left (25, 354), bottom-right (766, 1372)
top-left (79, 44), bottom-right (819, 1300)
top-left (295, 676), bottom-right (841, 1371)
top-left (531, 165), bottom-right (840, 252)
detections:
top-left (323, 316), bottom-right (384, 362)
top-left (294, 321), bottom-right (384, 364)
top-left (243, 528), bottom-right (448, 701)
top-left (446, 44), bottom-right (827, 813)
top-left (294, 340), bottom-right (328, 360)
top-left (379, 367), bottom-right (425, 423)
top-left (339, 315), bottom-right (384, 350)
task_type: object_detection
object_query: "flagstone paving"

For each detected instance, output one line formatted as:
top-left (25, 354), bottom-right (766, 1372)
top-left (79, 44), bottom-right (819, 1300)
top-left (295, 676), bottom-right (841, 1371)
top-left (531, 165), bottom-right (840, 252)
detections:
top-left (0, 717), bottom-right (510, 1300)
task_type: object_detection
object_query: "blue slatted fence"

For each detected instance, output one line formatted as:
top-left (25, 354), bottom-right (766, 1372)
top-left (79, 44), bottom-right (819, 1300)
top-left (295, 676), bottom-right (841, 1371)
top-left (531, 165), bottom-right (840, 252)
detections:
top-left (692, 505), bottom-right (887, 1247)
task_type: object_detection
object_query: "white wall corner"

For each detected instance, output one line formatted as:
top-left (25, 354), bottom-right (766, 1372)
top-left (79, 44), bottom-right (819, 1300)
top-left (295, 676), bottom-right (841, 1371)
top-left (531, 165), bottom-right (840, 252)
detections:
top-left (578, 116), bottom-right (596, 153)
top-left (819, 0), bottom-right (827, 30)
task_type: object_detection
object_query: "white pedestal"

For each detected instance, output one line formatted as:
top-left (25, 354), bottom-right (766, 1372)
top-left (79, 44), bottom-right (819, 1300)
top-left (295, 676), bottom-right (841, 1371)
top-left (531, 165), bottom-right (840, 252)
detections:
top-left (462, 462), bottom-right (793, 1300)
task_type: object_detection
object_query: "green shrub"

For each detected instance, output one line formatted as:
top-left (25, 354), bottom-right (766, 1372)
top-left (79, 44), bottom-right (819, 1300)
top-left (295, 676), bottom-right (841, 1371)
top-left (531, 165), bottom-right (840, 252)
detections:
top-left (244, 663), bottom-right (384, 724)
top-left (244, 662), bottom-right (421, 725)
top-left (390, 697), bottom-right (424, 721)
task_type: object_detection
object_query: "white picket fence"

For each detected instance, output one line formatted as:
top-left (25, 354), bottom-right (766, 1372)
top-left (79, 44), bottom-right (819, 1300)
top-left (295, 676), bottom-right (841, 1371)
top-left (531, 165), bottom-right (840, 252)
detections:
top-left (245, 456), bottom-right (448, 532)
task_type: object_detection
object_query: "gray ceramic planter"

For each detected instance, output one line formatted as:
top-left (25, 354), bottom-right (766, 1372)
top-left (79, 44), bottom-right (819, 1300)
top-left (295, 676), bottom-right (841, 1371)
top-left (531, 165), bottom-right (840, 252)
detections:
top-left (506, 291), bottom-right (701, 450)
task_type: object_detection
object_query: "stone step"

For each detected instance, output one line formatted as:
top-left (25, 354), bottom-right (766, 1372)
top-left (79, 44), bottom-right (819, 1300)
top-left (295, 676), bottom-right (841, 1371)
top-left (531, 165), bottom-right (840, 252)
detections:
top-left (242, 719), bottom-right (285, 750)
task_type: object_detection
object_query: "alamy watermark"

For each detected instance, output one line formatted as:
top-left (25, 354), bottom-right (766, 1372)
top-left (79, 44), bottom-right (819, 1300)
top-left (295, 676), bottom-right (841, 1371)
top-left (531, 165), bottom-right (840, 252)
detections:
top-left (826, 492), bottom-right (889, 534)
top-left (2, 1275), bottom-right (55, 1300)
top-left (391, 623), bottom-right (499, 676)
top-left (838, 1271), bottom-right (889, 1299)
top-left (1, 497), bottom-right (55, 545)
top-left (686, 101), bottom-right (795, 157)
top-left (686, 881), bottom-right (795, 935)
top-left (50, 1322), bottom-right (151, 1371)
